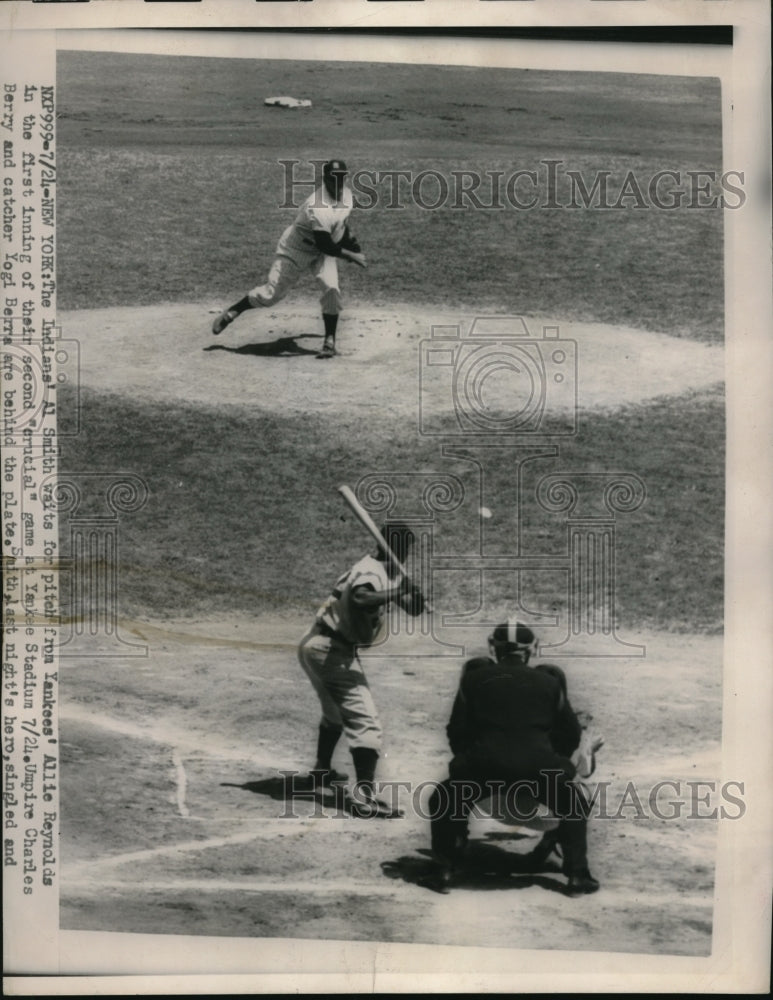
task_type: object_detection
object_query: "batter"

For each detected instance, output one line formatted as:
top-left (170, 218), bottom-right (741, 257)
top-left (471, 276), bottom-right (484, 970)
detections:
top-left (297, 522), bottom-right (426, 817)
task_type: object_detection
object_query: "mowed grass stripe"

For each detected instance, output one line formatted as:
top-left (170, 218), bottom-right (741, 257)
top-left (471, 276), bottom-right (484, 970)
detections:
top-left (57, 51), bottom-right (724, 342)
top-left (59, 383), bottom-right (723, 633)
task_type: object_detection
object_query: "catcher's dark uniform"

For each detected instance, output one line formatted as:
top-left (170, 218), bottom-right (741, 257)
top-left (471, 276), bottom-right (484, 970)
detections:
top-left (429, 653), bottom-right (594, 885)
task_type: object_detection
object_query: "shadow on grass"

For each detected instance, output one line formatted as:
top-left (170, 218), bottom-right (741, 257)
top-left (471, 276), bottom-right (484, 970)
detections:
top-left (382, 840), bottom-right (566, 895)
top-left (203, 334), bottom-right (321, 358)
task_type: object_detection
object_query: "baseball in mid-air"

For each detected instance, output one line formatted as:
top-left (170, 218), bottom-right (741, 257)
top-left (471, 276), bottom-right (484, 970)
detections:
top-left (479, 507), bottom-right (493, 519)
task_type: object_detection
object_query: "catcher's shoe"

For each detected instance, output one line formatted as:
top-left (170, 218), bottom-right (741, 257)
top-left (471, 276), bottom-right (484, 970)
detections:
top-left (418, 865), bottom-right (455, 894)
top-left (212, 309), bottom-right (237, 335)
top-left (316, 339), bottom-right (337, 359)
top-left (309, 768), bottom-right (349, 787)
top-left (565, 869), bottom-right (600, 896)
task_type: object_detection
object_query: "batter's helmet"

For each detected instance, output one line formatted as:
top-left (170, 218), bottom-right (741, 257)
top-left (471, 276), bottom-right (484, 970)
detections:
top-left (488, 621), bottom-right (539, 664)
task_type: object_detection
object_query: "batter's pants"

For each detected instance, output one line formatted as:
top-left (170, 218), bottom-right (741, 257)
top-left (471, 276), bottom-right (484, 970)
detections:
top-left (297, 626), bottom-right (382, 751)
top-left (248, 251), bottom-right (342, 315)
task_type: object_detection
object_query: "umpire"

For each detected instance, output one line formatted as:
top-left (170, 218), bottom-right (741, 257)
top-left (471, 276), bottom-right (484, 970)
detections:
top-left (424, 623), bottom-right (600, 896)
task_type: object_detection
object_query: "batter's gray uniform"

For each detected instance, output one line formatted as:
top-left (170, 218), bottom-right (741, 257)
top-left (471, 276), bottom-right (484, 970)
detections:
top-left (298, 554), bottom-right (394, 752)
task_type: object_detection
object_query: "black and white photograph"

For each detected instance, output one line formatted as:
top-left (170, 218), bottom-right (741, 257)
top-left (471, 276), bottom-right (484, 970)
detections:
top-left (2, 1), bottom-right (771, 994)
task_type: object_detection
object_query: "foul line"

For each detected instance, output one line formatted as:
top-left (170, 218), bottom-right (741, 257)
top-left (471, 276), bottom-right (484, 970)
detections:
top-left (60, 703), bottom-right (296, 770)
top-left (172, 748), bottom-right (189, 818)
top-left (62, 878), bottom-right (401, 897)
top-left (64, 830), bottom-right (264, 879)
top-left (59, 877), bottom-right (713, 909)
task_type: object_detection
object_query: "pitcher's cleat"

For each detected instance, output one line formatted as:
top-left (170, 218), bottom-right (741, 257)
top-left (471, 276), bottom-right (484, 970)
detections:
top-left (316, 340), bottom-right (337, 359)
top-left (212, 309), bottom-right (237, 335)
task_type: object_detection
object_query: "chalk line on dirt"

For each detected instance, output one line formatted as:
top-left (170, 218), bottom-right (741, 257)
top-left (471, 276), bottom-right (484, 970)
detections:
top-left (62, 878), bottom-right (402, 898)
top-left (60, 703), bottom-right (300, 770)
top-left (171, 748), bottom-right (190, 818)
top-left (61, 876), bottom-right (713, 911)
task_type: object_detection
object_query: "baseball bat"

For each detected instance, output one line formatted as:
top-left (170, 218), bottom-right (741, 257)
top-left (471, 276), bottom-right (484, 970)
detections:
top-left (337, 484), bottom-right (432, 615)
top-left (337, 484), bottom-right (409, 575)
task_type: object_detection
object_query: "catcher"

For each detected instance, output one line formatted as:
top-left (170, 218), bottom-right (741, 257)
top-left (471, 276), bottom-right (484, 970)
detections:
top-left (422, 622), bottom-right (603, 895)
top-left (211, 158), bottom-right (366, 359)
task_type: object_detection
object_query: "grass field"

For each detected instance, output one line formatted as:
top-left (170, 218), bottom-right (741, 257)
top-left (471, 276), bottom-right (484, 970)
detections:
top-left (60, 381), bottom-right (723, 633)
top-left (57, 51), bottom-right (724, 341)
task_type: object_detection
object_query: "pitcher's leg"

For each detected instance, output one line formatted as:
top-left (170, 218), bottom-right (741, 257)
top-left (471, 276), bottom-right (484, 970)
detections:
top-left (315, 257), bottom-right (342, 358)
top-left (212, 255), bottom-right (301, 334)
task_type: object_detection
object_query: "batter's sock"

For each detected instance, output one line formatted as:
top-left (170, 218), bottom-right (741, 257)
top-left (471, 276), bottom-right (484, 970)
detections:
top-left (348, 747), bottom-right (402, 818)
top-left (314, 723), bottom-right (342, 772)
top-left (351, 746), bottom-right (378, 794)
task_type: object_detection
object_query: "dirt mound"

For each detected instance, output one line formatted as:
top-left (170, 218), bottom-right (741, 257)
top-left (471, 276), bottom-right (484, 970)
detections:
top-left (60, 302), bottom-right (723, 416)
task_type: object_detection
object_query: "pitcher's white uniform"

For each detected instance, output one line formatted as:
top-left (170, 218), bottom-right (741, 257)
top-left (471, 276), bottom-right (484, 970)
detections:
top-left (249, 184), bottom-right (354, 316)
top-left (298, 555), bottom-right (394, 751)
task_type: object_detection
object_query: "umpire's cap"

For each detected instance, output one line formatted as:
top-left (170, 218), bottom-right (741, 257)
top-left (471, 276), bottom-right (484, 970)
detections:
top-left (488, 621), bottom-right (538, 662)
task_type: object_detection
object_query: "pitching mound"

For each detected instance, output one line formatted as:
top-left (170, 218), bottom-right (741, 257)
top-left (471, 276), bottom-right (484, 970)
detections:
top-left (60, 302), bottom-right (723, 416)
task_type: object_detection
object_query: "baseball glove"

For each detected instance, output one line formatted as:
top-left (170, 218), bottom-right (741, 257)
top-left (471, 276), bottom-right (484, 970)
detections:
top-left (339, 227), bottom-right (362, 254)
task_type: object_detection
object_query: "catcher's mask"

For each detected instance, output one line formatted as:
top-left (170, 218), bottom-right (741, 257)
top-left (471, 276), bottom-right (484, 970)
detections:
top-left (488, 621), bottom-right (539, 664)
top-left (379, 521), bottom-right (415, 566)
top-left (323, 159), bottom-right (348, 199)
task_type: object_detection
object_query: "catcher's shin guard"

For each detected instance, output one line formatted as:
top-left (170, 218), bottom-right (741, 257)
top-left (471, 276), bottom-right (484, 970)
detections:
top-left (557, 818), bottom-right (598, 893)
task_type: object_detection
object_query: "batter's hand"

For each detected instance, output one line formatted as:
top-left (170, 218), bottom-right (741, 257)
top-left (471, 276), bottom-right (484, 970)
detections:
top-left (397, 576), bottom-right (426, 617)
